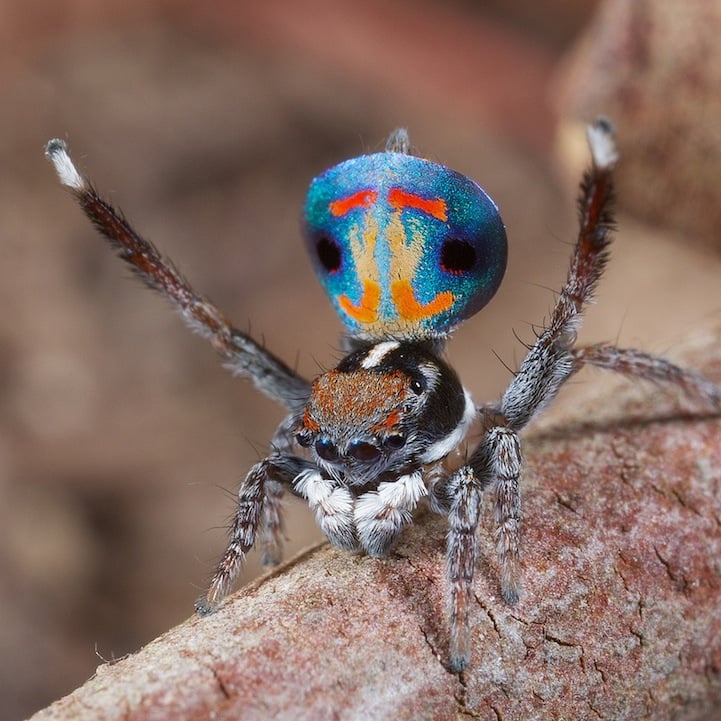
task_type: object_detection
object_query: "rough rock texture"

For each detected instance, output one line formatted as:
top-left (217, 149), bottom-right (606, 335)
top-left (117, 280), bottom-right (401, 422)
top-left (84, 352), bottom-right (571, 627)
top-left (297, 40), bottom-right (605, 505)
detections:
top-left (29, 325), bottom-right (721, 721)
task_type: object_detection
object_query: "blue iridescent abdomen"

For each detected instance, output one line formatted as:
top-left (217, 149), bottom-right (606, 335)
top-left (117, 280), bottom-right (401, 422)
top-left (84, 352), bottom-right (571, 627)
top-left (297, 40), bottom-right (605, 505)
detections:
top-left (303, 151), bottom-right (507, 340)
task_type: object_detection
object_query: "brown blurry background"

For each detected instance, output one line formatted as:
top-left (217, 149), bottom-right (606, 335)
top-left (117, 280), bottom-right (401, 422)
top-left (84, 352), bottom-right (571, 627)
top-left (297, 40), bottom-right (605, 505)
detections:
top-left (3, 1), bottom-right (721, 718)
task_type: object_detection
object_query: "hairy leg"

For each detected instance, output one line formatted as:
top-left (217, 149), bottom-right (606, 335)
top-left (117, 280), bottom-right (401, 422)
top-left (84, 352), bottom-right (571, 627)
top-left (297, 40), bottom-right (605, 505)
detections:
top-left (434, 121), bottom-right (615, 671)
top-left (45, 140), bottom-right (310, 412)
top-left (440, 466), bottom-right (484, 672)
top-left (574, 344), bottom-right (721, 407)
top-left (501, 119), bottom-right (617, 431)
top-left (196, 454), bottom-right (311, 615)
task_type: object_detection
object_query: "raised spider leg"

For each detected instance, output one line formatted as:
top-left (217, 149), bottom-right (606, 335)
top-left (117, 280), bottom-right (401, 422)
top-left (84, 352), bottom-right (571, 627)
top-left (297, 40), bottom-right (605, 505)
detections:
top-left (45, 139), bottom-right (310, 412)
top-left (500, 119), bottom-right (618, 432)
top-left (482, 121), bottom-right (620, 607)
top-left (196, 453), bottom-right (314, 615)
top-left (500, 120), bottom-right (721, 428)
top-left (429, 119), bottom-right (617, 672)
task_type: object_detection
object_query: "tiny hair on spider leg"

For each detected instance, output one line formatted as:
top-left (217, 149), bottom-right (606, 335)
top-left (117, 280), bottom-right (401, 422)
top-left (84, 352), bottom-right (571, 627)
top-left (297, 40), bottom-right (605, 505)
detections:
top-left (46, 118), bottom-right (721, 674)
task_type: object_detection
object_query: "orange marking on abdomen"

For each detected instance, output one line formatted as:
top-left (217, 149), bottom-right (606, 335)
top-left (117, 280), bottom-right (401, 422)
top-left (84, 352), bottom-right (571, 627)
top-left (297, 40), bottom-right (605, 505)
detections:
top-left (391, 279), bottom-right (454, 320)
top-left (339, 280), bottom-right (381, 323)
top-left (329, 189), bottom-right (378, 216)
top-left (388, 188), bottom-right (447, 221)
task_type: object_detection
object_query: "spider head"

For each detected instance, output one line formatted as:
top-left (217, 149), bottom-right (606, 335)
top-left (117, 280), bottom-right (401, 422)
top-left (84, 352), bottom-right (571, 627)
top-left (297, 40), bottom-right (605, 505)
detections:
top-left (295, 341), bottom-right (474, 487)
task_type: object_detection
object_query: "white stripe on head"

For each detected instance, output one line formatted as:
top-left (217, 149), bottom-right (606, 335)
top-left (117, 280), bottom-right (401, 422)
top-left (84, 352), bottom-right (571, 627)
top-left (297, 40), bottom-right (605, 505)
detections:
top-left (361, 340), bottom-right (401, 369)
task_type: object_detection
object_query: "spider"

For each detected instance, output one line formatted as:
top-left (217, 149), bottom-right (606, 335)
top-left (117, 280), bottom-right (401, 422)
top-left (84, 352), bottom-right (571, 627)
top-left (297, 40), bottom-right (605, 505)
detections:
top-left (46, 119), bottom-right (720, 672)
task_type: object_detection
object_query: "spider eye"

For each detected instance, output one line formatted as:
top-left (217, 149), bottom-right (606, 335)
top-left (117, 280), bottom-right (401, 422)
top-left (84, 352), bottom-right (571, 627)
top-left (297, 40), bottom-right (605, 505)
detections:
top-left (316, 236), bottom-right (342, 273)
top-left (440, 238), bottom-right (476, 274)
top-left (383, 434), bottom-right (406, 450)
top-left (315, 438), bottom-right (340, 462)
top-left (295, 431), bottom-right (313, 448)
top-left (410, 377), bottom-right (426, 395)
top-left (348, 440), bottom-right (381, 463)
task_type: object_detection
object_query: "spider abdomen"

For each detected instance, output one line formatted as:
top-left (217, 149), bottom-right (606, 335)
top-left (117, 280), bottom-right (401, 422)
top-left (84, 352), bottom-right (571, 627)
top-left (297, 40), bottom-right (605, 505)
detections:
top-left (303, 151), bottom-right (508, 340)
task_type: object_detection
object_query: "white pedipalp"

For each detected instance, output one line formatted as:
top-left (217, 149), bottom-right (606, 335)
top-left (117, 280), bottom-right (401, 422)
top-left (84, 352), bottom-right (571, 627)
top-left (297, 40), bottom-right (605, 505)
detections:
top-left (354, 469), bottom-right (427, 556)
top-left (293, 469), bottom-right (359, 551)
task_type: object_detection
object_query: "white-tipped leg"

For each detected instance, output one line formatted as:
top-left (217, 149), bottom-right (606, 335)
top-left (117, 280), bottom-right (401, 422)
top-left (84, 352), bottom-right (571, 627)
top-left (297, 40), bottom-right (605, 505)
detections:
top-left (586, 117), bottom-right (618, 170)
top-left (45, 139), bottom-right (86, 190)
top-left (44, 138), bottom-right (311, 409)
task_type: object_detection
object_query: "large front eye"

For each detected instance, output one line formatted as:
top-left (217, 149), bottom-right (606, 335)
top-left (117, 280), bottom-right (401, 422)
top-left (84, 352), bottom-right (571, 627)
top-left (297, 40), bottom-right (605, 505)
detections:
top-left (348, 440), bottom-right (381, 463)
top-left (315, 439), bottom-right (340, 462)
top-left (440, 238), bottom-right (476, 274)
top-left (316, 236), bottom-right (342, 273)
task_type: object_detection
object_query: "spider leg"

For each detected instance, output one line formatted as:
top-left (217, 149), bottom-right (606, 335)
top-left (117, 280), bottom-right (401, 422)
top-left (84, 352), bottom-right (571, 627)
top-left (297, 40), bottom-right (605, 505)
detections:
top-left (195, 453), bottom-right (314, 615)
top-left (259, 478), bottom-right (285, 567)
top-left (430, 120), bottom-right (616, 671)
top-left (481, 428), bottom-right (523, 605)
top-left (501, 119), bottom-right (617, 431)
top-left (574, 344), bottom-right (721, 408)
top-left (473, 119), bottom-right (719, 651)
top-left (430, 425), bottom-right (522, 672)
top-left (431, 465), bottom-right (485, 672)
top-left (45, 139), bottom-right (310, 412)
top-left (257, 413), bottom-right (305, 567)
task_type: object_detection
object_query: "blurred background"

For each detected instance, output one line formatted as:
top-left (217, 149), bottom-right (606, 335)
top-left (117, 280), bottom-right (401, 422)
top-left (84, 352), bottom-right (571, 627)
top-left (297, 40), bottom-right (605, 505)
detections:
top-left (2, 0), bottom-right (721, 717)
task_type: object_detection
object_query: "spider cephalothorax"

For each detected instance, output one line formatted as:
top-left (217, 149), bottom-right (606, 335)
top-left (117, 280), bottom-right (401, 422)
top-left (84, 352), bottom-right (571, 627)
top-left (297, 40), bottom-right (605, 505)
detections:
top-left (46, 120), bottom-right (720, 672)
top-left (293, 339), bottom-right (475, 557)
top-left (297, 341), bottom-right (472, 485)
